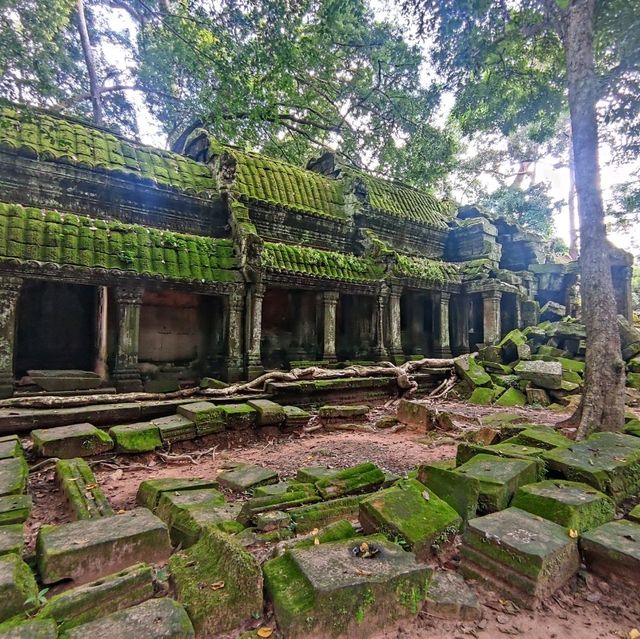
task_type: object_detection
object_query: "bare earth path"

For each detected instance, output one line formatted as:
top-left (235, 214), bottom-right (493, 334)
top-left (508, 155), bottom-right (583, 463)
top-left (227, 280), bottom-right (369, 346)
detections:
top-left (25, 399), bottom-right (640, 638)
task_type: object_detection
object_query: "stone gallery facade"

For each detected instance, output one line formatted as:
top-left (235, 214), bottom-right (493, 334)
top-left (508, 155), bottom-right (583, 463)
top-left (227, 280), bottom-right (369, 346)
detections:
top-left (0, 101), bottom-right (633, 395)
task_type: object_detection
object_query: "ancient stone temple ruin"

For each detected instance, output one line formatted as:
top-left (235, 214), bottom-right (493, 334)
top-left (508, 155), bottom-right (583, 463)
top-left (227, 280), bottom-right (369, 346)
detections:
top-left (0, 101), bottom-right (633, 397)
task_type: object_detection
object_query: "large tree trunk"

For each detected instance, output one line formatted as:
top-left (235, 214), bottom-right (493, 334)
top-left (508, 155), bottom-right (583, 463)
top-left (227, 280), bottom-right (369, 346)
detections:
top-left (565, 0), bottom-right (625, 439)
top-left (568, 147), bottom-right (579, 259)
top-left (76, 0), bottom-right (103, 125)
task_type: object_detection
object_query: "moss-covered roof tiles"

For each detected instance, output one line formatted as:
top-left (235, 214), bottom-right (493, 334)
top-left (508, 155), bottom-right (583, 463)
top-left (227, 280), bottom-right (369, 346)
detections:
top-left (358, 174), bottom-right (454, 229)
top-left (0, 201), bottom-right (239, 283)
top-left (225, 148), bottom-right (346, 220)
top-left (262, 242), bottom-right (383, 282)
top-left (394, 254), bottom-right (460, 285)
top-left (0, 102), bottom-right (217, 196)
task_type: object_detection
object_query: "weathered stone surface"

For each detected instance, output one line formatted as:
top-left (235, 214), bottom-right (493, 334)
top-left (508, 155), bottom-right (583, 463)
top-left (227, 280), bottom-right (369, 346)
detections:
top-left (0, 437), bottom-right (22, 461)
top-left (170, 527), bottom-right (263, 636)
top-left (454, 355), bottom-right (492, 388)
top-left (28, 370), bottom-right (101, 392)
top-left (151, 415), bottom-right (196, 444)
top-left (512, 480), bottom-right (615, 533)
top-left (580, 520), bottom-right (640, 586)
top-left (32, 423), bottom-right (113, 459)
top-left (65, 598), bottom-right (194, 639)
top-left (628, 372), bottom-right (640, 390)
top-left (425, 570), bottom-right (481, 621)
top-left (37, 508), bottom-right (171, 585)
top-left (319, 405), bottom-right (369, 424)
top-left (625, 418), bottom-right (640, 437)
top-left (526, 387), bottom-right (550, 406)
top-left (0, 525), bottom-right (23, 557)
top-left (136, 477), bottom-right (219, 510)
top-left (247, 399), bottom-right (286, 426)
top-left (0, 554), bottom-right (38, 622)
top-left (494, 387), bottom-right (527, 407)
top-left (456, 442), bottom-right (546, 472)
top-left (504, 425), bottom-right (572, 450)
top-left (315, 463), bottom-right (385, 499)
top-left (470, 426), bottom-right (500, 446)
top-left (359, 479), bottom-right (462, 559)
top-left (296, 466), bottom-right (338, 483)
top-left (37, 563), bottom-right (154, 632)
top-left (542, 432), bottom-right (640, 503)
top-left (219, 403), bottom-right (257, 430)
top-left (177, 401), bottom-right (224, 436)
top-left (169, 502), bottom-right (244, 548)
top-left (282, 405), bottom-right (311, 429)
top-left (0, 495), bottom-right (31, 526)
top-left (0, 619), bottom-right (57, 639)
top-left (461, 507), bottom-right (580, 608)
top-left (455, 454), bottom-right (538, 514)
top-left (417, 464), bottom-right (480, 521)
top-left (289, 495), bottom-right (366, 533)
top-left (217, 464), bottom-right (278, 492)
top-left (238, 485), bottom-right (321, 525)
top-left (109, 422), bottom-right (162, 453)
top-left (256, 510), bottom-right (291, 532)
top-left (264, 535), bottom-right (432, 639)
top-left (0, 459), bottom-right (27, 497)
top-left (56, 458), bottom-right (113, 520)
top-left (468, 387), bottom-right (496, 405)
top-left (514, 360), bottom-right (563, 390)
top-left (629, 503), bottom-right (640, 522)
top-left (481, 412), bottom-right (530, 427)
top-left (498, 329), bottom-right (527, 364)
top-left (294, 519), bottom-right (357, 549)
top-left (397, 400), bottom-right (454, 430)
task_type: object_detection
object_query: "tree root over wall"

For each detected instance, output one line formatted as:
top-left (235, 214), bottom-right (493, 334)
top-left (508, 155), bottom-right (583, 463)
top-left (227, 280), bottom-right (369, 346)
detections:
top-left (0, 358), bottom-right (455, 410)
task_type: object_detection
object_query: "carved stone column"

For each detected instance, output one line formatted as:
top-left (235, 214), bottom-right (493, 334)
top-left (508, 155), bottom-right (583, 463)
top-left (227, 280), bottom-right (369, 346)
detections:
top-left (0, 277), bottom-right (22, 399)
top-left (246, 283), bottom-right (265, 380)
top-left (482, 290), bottom-right (502, 345)
top-left (291, 291), bottom-right (316, 361)
top-left (433, 291), bottom-right (452, 358)
top-left (373, 289), bottom-right (388, 360)
top-left (388, 285), bottom-right (404, 363)
top-left (322, 291), bottom-right (339, 361)
top-left (223, 287), bottom-right (244, 382)
top-left (112, 285), bottom-right (144, 392)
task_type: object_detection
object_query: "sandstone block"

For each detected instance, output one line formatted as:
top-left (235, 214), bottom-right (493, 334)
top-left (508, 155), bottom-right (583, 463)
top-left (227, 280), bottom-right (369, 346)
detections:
top-left (0, 554), bottom-right (38, 622)
top-left (219, 403), bottom-right (257, 430)
top-left (136, 477), bottom-right (219, 510)
top-left (425, 570), bottom-right (481, 621)
top-left (0, 619), bottom-right (56, 639)
top-left (247, 399), bottom-right (286, 426)
top-left (32, 423), bottom-right (113, 459)
top-left (315, 462), bottom-right (385, 499)
top-left (56, 458), bottom-right (113, 520)
top-left (109, 422), bottom-right (162, 453)
top-left (417, 464), bottom-right (480, 521)
top-left (0, 495), bottom-right (31, 526)
top-left (0, 458), bottom-right (27, 497)
top-left (0, 525), bottom-right (23, 557)
top-left (176, 401), bottom-right (224, 436)
top-left (217, 463), bottom-right (278, 492)
top-left (514, 360), bottom-right (563, 390)
top-left (151, 415), bottom-right (196, 444)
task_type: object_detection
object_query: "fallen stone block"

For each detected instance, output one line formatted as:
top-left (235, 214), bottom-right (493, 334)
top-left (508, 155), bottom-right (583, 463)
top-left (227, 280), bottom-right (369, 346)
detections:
top-left (481, 412), bottom-right (530, 428)
top-left (28, 370), bottom-right (101, 393)
top-left (136, 477), bottom-right (219, 510)
top-left (0, 459), bottom-right (27, 497)
top-left (319, 404), bottom-right (369, 426)
top-left (628, 372), bottom-right (640, 390)
top-left (282, 405), bottom-right (310, 429)
top-left (512, 480), bottom-right (615, 533)
top-left (461, 507), bottom-right (579, 608)
top-left (156, 487), bottom-right (225, 526)
top-left (503, 425), bottom-right (572, 450)
top-left (253, 480), bottom-right (304, 497)
top-left (454, 355), bottom-right (492, 388)
top-left (169, 502), bottom-right (244, 548)
top-left (629, 504), bottom-right (640, 522)
top-left (56, 458), bottom-right (113, 520)
top-left (64, 598), bottom-right (194, 639)
top-left (289, 495), bottom-right (366, 533)
top-left (625, 418), bottom-right (640, 437)
top-left (36, 508), bottom-right (171, 585)
top-left (494, 387), bottom-right (527, 407)
top-left (151, 415), bottom-right (196, 444)
top-left (247, 399), bottom-right (286, 426)
top-left (468, 387), bottom-right (497, 405)
top-left (176, 401), bottom-right (224, 436)
top-left (580, 519), bottom-right (640, 586)
top-left (31, 423), bottom-right (113, 459)
top-left (0, 495), bottom-right (31, 526)
top-left (425, 570), bottom-right (481, 621)
top-left (238, 485), bottom-right (321, 526)
top-left (0, 436), bottom-right (23, 461)
top-left (417, 464), bottom-right (480, 521)
top-left (470, 426), bottom-right (500, 446)
top-left (37, 563), bottom-right (154, 632)
top-left (296, 466), bottom-right (338, 483)
top-left (0, 554), bottom-right (38, 622)
top-left (315, 463), bottom-right (385, 499)
top-left (359, 479), bottom-right (462, 559)
top-left (498, 329), bottom-right (528, 364)
top-left (455, 454), bottom-right (538, 514)
top-left (219, 403), bottom-right (257, 430)
top-left (109, 422), bottom-right (162, 453)
top-left (456, 441), bottom-right (546, 475)
top-left (169, 528), bottom-right (262, 636)
top-left (0, 525), bottom-right (23, 557)
top-left (264, 535), bottom-right (432, 639)
top-left (294, 519), bottom-right (357, 549)
top-left (0, 619), bottom-right (56, 639)
top-left (217, 463), bottom-right (278, 492)
top-left (526, 387), bottom-right (550, 406)
top-left (255, 510), bottom-right (291, 532)
top-left (542, 432), bottom-right (640, 503)
top-left (514, 360), bottom-right (563, 390)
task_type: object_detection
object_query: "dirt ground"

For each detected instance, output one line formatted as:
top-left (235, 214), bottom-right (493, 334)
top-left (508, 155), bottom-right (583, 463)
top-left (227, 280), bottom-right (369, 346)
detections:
top-left (24, 398), bottom-right (640, 639)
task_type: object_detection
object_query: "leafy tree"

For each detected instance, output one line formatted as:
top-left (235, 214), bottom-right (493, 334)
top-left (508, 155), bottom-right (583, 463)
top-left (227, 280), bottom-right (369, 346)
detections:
top-left (402, 0), bottom-right (638, 437)
top-left (480, 183), bottom-right (561, 237)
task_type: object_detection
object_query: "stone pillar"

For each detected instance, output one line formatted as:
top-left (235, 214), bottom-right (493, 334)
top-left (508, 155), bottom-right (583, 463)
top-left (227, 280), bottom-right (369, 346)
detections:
top-left (433, 291), bottom-right (452, 358)
top-left (291, 291), bottom-right (316, 361)
top-left (514, 296), bottom-right (523, 329)
top-left (94, 286), bottom-right (108, 379)
top-left (322, 291), bottom-right (339, 361)
top-left (112, 285), bottom-right (144, 392)
top-left (482, 290), bottom-right (502, 345)
top-left (373, 290), bottom-right (388, 360)
top-left (223, 288), bottom-right (245, 382)
top-left (0, 276), bottom-right (22, 399)
top-left (388, 285), bottom-right (404, 363)
top-left (246, 283), bottom-right (265, 380)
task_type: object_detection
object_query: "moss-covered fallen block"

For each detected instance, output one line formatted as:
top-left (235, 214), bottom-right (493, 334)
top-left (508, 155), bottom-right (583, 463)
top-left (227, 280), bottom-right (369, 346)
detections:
top-left (294, 519), bottom-right (357, 549)
top-left (56, 458), bottom-right (113, 520)
top-left (169, 503), bottom-right (244, 549)
top-left (0, 553), bottom-right (38, 623)
top-left (0, 618), bottom-right (56, 639)
top-left (176, 402), bottom-right (225, 436)
top-left (0, 459), bottom-right (28, 498)
top-left (151, 415), bottom-right (196, 444)
top-left (289, 495), bottom-right (367, 533)
top-left (315, 463), bottom-right (385, 499)
top-left (31, 423), bottom-right (113, 459)
top-left (0, 495), bottom-right (31, 526)
top-left (217, 464), bottom-right (278, 492)
top-left (169, 527), bottom-right (262, 636)
top-left (108, 422), bottom-right (162, 454)
top-left (219, 403), bottom-right (257, 430)
top-left (503, 426), bottom-right (573, 450)
top-left (0, 436), bottom-right (23, 461)
top-left (417, 464), bottom-right (480, 521)
top-left (247, 399), bottom-right (286, 426)
top-left (136, 477), bottom-right (219, 510)
top-left (238, 486), bottom-right (321, 526)
top-left (0, 525), bottom-right (23, 557)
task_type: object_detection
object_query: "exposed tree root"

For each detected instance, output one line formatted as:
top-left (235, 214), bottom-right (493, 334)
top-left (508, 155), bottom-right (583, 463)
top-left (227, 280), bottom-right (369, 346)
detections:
top-left (0, 358), bottom-right (455, 410)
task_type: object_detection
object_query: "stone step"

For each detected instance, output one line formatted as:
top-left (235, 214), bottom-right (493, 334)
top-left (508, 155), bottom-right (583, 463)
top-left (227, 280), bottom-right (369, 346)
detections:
top-left (109, 422), bottom-right (162, 453)
top-left (64, 598), bottom-right (194, 639)
top-left (56, 458), bottom-right (114, 520)
top-left (32, 423), bottom-right (113, 459)
top-left (0, 458), bottom-right (28, 497)
top-left (27, 370), bottom-right (102, 393)
top-left (36, 508), bottom-right (171, 585)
